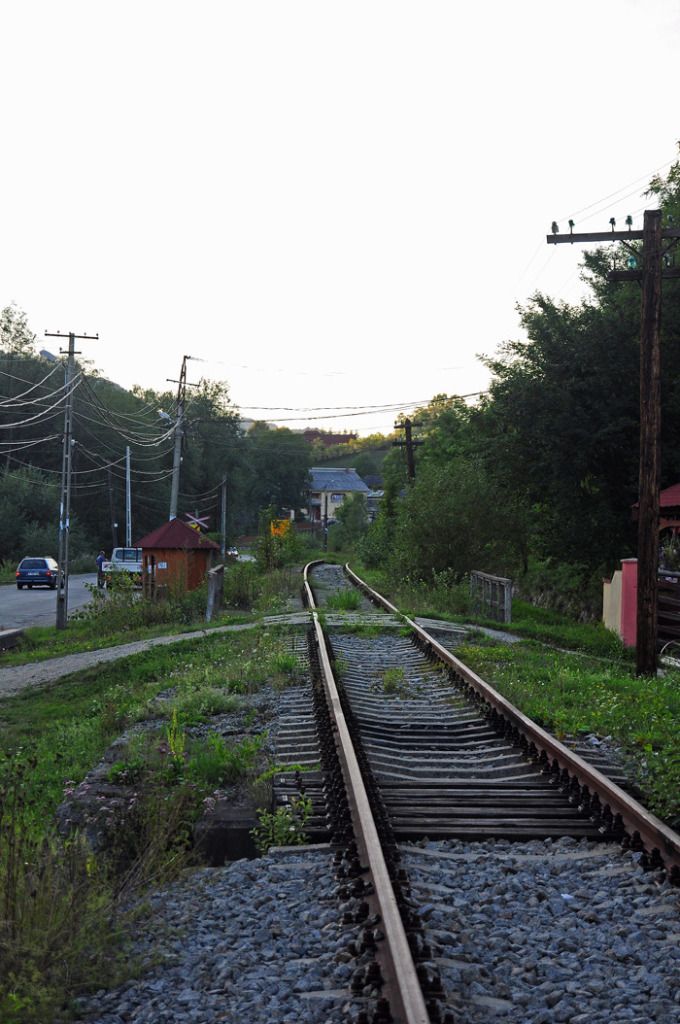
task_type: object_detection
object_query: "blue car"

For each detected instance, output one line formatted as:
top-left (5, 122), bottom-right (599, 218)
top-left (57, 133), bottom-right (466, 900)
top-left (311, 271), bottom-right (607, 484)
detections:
top-left (16, 556), bottom-right (60, 589)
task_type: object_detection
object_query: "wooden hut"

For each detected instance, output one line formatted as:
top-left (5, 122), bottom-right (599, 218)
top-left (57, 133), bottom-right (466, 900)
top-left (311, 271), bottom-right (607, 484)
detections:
top-left (136, 519), bottom-right (220, 598)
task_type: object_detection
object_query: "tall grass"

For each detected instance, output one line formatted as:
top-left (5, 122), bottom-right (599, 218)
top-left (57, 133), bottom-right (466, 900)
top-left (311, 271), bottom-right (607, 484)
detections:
top-left (325, 589), bottom-right (362, 611)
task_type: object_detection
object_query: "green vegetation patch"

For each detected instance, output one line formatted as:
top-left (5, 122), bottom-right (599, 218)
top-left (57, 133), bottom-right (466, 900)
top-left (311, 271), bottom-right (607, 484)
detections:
top-left (457, 637), bottom-right (680, 826)
top-left (0, 624), bottom-right (306, 1023)
top-left (324, 589), bottom-right (362, 611)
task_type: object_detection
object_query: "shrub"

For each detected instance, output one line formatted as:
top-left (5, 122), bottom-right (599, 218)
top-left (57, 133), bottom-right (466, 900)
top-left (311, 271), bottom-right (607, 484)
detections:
top-left (251, 795), bottom-right (312, 854)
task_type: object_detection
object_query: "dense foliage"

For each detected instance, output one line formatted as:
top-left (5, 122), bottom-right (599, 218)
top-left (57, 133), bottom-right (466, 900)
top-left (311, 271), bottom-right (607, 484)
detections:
top-left (0, 312), bottom-right (313, 564)
top-left (360, 159), bottom-right (680, 611)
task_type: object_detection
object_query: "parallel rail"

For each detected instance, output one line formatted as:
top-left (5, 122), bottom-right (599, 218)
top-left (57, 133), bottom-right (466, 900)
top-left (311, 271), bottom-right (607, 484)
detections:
top-left (344, 562), bottom-right (680, 881)
top-left (303, 561), bottom-right (430, 1024)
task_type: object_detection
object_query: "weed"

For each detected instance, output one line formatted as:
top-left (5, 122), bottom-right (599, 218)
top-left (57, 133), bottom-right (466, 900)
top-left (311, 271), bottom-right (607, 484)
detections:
top-left (186, 733), bottom-right (264, 788)
top-left (166, 708), bottom-right (186, 767)
top-left (325, 589), bottom-right (362, 611)
top-left (382, 666), bottom-right (407, 695)
top-left (107, 757), bottom-right (145, 785)
top-left (271, 651), bottom-right (299, 675)
top-left (251, 794), bottom-right (313, 854)
top-left (339, 622), bottom-right (384, 638)
top-left (254, 762), bottom-right (319, 786)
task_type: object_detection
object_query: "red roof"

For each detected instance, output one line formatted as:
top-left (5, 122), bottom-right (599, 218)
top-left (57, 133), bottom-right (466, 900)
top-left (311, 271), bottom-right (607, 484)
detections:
top-left (660, 483), bottom-right (680, 508)
top-left (136, 518), bottom-right (220, 551)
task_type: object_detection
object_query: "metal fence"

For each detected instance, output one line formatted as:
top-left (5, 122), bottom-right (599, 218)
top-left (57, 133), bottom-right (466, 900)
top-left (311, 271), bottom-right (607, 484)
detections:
top-left (469, 570), bottom-right (512, 624)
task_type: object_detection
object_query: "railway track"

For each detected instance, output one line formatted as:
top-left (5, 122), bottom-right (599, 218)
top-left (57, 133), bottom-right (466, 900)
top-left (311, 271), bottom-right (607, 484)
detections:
top-left (303, 560), bottom-right (680, 1023)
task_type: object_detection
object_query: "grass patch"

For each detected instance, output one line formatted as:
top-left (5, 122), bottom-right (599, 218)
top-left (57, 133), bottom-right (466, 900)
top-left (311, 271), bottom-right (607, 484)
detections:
top-left (0, 611), bottom-right (253, 669)
top-left (381, 666), bottom-right (407, 695)
top-left (324, 589), bottom-right (362, 611)
top-left (169, 687), bottom-right (242, 726)
top-left (353, 563), bottom-right (628, 661)
top-left (457, 636), bottom-right (680, 826)
top-left (0, 624), bottom-right (304, 1023)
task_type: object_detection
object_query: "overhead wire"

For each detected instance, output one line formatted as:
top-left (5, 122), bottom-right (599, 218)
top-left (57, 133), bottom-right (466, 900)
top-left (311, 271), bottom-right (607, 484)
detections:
top-left (80, 377), bottom-right (176, 430)
top-left (0, 373), bottom-right (82, 429)
top-left (78, 378), bottom-right (177, 445)
top-left (72, 405), bottom-right (176, 447)
top-left (556, 157), bottom-right (676, 225)
top-left (0, 362), bottom-right (62, 407)
top-left (0, 434), bottom-right (61, 454)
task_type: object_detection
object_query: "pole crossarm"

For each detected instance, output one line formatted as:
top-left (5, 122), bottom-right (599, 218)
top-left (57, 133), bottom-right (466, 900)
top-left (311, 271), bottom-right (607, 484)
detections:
top-left (547, 228), bottom-right (680, 245)
top-left (609, 268), bottom-right (680, 282)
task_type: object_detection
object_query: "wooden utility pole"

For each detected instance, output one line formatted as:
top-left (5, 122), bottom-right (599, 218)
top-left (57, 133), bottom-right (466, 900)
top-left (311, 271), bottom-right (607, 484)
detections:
top-left (45, 330), bottom-right (98, 629)
top-left (220, 475), bottom-right (227, 558)
top-left (392, 418), bottom-right (423, 481)
top-left (167, 356), bottom-right (198, 521)
top-left (548, 212), bottom-right (680, 675)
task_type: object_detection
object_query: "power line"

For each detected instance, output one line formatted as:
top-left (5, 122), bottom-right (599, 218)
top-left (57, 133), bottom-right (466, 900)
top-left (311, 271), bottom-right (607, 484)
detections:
top-left (0, 362), bottom-right (62, 407)
top-left (0, 373), bottom-right (82, 429)
top-left (556, 156), bottom-right (676, 224)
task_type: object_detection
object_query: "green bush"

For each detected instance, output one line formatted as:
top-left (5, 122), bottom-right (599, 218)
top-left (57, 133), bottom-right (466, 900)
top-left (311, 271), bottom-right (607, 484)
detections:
top-left (223, 561), bottom-right (259, 608)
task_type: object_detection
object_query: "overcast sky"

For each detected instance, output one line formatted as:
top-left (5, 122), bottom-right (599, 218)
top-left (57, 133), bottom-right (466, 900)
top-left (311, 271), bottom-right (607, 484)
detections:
top-left (1, 0), bottom-right (679, 435)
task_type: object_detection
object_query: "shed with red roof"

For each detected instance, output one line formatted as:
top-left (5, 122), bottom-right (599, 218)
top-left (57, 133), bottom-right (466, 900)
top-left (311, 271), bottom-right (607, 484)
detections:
top-left (136, 518), bottom-right (220, 596)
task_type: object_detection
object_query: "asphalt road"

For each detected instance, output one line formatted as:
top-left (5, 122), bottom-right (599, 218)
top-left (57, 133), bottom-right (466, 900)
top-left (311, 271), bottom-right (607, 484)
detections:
top-left (0, 573), bottom-right (98, 630)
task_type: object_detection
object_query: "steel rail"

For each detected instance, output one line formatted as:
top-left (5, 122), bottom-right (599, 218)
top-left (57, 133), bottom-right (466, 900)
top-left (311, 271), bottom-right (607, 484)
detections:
top-left (344, 563), bottom-right (680, 879)
top-left (303, 562), bottom-right (430, 1024)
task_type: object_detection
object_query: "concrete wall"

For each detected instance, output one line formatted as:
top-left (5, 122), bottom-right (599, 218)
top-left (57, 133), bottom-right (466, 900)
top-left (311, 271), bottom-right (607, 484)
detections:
top-left (602, 558), bottom-right (638, 648)
top-left (602, 570), bottom-right (622, 636)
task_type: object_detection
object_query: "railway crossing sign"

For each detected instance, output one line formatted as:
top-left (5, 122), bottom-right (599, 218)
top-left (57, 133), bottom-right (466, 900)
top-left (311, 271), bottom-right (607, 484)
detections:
top-left (185, 513), bottom-right (210, 532)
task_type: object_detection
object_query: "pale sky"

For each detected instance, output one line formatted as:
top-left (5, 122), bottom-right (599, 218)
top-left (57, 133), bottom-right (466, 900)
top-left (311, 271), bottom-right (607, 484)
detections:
top-left (1, 0), bottom-right (679, 435)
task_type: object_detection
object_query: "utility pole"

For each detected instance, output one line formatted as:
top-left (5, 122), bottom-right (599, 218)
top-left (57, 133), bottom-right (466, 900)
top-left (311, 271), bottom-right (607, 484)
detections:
top-left (392, 418), bottom-right (423, 481)
top-left (168, 355), bottom-right (198, 520)
top-left (548, 212), bottom-right (680, 675)
top-left (220, 475), bottom-right (227, 558)
top-left (125, 445), bottom-right (132, 547)
top-left (45, 330), bottom-right (98, 629)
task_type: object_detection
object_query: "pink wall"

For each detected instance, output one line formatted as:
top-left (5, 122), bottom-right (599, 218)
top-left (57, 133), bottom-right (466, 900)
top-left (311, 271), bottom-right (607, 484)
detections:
top-left (620, 558), bottom-right (638, 648)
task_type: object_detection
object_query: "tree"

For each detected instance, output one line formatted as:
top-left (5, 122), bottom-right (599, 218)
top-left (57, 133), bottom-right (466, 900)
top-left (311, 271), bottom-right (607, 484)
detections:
top-left (0, 304), bottom-right (36, 356)
top-left (330, 493), bottom-right (368, 550)
top-left (240, 424), bottom-right (312, 530)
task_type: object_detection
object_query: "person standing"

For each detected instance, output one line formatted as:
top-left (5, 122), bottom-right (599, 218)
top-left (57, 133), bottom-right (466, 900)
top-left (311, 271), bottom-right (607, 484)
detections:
top-left (96, 550), bottom-right (106, 588)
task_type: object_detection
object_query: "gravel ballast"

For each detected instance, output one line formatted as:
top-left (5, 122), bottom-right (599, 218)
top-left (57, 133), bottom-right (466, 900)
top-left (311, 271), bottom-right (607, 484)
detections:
top-left (404, 836), bottom-right (680, 1023)
top-left (78, 848), bottom-right (367, 1024)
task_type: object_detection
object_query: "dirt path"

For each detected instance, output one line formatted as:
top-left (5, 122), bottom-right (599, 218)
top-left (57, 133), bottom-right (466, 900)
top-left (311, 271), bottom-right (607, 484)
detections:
top-left (0, 613), bottom-right (311, 701)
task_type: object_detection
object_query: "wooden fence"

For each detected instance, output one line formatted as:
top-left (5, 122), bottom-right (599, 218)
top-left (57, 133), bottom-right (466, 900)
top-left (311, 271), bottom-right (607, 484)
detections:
top-left (469, 570), bottom-right (512, 624)
top-left (657, 573), bottom-right (680, 651)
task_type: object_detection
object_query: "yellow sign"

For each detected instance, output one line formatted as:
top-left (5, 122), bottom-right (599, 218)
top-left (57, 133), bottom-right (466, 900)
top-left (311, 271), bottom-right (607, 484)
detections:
top-left (270, 518), bottom-right (291, 537)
